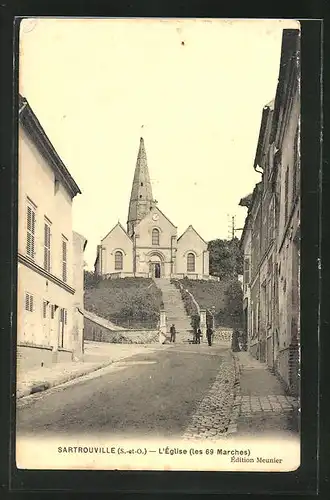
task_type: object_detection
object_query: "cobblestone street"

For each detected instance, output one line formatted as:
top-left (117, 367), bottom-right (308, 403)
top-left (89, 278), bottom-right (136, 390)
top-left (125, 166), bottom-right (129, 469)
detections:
top-left (17, 341), bottom-right (299, 440)
top-left (182, 350), bottom-right (236, 440)
top-left (182, 349), bottom-right (299, 440)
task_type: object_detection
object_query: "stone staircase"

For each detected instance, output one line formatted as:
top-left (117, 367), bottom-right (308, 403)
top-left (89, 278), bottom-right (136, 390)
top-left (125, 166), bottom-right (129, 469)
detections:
top-left (154, 278), bottom-right (193, 343)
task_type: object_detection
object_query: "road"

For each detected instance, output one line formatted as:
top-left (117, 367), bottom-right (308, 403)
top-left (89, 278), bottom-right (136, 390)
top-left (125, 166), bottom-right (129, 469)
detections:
top-left (17, 344), bottom-right (231, 439)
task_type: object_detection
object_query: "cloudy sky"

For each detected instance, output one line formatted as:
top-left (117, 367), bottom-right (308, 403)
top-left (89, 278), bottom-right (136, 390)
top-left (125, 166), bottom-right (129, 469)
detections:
top-left (19, 18), bottom-right (299, 269)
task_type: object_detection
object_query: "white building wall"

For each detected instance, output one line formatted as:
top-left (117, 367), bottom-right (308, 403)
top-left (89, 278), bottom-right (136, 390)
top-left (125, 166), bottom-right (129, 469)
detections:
top-left (101, 226), bottom-right (133, 275)
top-left (18, 126), bottom-right (74, 286)
top-left (72, 232), bottom-right (87, 359)
top-left (17, 265), bottom-right (74, 351)
top-left (17, 124), bottom-right (78, 356)
top-left (176, 227), bottom-right (208, 277)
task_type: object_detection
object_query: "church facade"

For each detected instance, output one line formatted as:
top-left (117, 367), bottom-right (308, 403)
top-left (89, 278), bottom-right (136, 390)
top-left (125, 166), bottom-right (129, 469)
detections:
top-left (94, 138), bottom-right (209, 280)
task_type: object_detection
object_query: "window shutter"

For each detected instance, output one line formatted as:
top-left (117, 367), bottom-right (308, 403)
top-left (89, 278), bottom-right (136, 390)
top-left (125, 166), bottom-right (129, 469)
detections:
top-left (44, 222), bottom-right (51, 271)
top-left (62, 239), bottom-right (67, 282)
top-left (29, 294), bottom-right (33, 312)
top-left (43, 300), bottom-right (47, 318)
top-left (27, 206), bottom-right (32, 231)
top-left (26, 205), bottom-right (36, 258)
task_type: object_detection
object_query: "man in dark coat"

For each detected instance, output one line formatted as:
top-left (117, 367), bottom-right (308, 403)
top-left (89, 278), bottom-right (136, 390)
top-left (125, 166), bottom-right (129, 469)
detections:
top-left (231, 329), bottom-right (241, 352)
top-left (170, 324), bottom-right (176, 343)
top-left (206, 325), bottom-right (213, 346)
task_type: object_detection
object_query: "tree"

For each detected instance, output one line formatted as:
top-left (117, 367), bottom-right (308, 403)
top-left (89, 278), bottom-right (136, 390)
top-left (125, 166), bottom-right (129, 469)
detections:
top-left (84, 270), bottom-right (100, 289)
top-left (208, 237), bottom-right (243, 278)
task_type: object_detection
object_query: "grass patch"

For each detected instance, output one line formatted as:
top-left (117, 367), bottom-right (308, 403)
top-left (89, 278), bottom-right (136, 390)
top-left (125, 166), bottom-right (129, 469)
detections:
top-left (172, 277), bottom-right (243, 329)
top-left (84, 277), bottom-right (163, 329)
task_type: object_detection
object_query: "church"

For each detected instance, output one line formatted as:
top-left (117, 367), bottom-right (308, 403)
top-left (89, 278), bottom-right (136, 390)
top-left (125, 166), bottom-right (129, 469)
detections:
top-left (94, 137), bottom-right (209, 280)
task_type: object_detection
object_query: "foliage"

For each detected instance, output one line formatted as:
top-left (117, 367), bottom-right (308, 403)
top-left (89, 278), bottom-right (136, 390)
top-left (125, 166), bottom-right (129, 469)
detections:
top-left (215, 279), bottom-right (243, 329)
top-left (84, 270), bottom-right (101, 289)
top-left (190, 313), bottom-right (200, 331)
top-left (179, 277), bottom-right (227, 313)
top-left (177, 277), bottom-right (243, 329)
top-left (84, 277), bottom-right (162, 329)
top-left (208, 237), bottom-right (243, 279)
top-left (171, 279), bottom-right (198, 317)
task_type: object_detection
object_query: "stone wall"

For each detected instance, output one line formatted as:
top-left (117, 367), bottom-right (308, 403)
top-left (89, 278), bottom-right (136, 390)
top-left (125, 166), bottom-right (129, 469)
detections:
top-left (275, 344), bottom-right (300, 397)
top-left (84, 317), bottom-right (159, 344)
top-left (213, 328), bottom-right (233, 343)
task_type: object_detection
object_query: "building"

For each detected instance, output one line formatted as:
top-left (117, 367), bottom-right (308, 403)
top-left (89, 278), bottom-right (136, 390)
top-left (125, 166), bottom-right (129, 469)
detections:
top-left (271, 29), bottom-right (300, 395)
top-left (94, 137), bottom-right (209, 280)
top-left (17, 94), bottom-right (87, 364)
top-left (239, 29), bottom-right (300, 396)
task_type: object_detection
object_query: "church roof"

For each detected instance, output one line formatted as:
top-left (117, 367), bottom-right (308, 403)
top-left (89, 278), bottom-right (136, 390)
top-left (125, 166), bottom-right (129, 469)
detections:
top-left (153, 205), bottom-right (177, 228)
top-left (127, 137), bottom-right (154, 226)
top-left (101, 221), bottom-right (132, 242)
top-left (177, 225), bottom-right (207, 245)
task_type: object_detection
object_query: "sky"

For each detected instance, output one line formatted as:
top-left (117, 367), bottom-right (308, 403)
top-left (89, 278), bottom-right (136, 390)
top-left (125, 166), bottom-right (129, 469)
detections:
top-left (19, 18), bottom-right (299, 269)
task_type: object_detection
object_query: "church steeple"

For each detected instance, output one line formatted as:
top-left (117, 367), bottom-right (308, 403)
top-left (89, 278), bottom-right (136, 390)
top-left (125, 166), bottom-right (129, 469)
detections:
top-left (127, 137), bottom-right (154, 236)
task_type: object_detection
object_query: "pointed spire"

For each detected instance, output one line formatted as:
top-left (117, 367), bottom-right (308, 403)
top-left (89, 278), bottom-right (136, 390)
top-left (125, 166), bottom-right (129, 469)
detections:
top-left (127, 137), bottom-right (154, 236)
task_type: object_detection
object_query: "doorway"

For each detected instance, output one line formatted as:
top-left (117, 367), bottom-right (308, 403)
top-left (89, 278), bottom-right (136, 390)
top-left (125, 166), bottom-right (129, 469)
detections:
top-left (152, 262), bottom-right (161, 278)
top-left (148, 253), bottom-right (164, 278)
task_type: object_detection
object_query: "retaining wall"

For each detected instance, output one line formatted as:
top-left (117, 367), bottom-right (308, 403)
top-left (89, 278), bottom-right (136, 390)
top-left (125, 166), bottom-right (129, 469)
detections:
top-left (84, 317), bottom-right (159, 344)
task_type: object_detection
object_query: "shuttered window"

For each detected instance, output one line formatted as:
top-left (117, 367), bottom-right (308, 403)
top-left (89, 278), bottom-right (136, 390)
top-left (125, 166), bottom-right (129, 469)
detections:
top-left (26, 203), bottom-right (36, 258)
top-left (59, 307), bottom-right (67, 348)
top-left (25, 292), bottom-right (34, 312)
top-left (44, 220), bottom-right (51, 272)
top-left (62, 237), bottom-right (68, 282)
top-left (43, 300), bottom-right (47, 318)
top-left (243, 258), bottom-right (250, 291)
top-left (187, 252), bottom-right (195, 272)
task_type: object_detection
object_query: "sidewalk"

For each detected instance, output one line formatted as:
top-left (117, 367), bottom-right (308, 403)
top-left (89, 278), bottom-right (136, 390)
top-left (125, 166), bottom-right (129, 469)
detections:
top-left (17, 342), bottom-right (167, 399)
top-left (230, 351), bottom-right (299, 437)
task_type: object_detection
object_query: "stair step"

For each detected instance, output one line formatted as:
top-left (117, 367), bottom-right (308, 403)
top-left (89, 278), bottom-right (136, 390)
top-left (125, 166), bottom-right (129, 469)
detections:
top-left (154, 279), bottom-right (193, 336)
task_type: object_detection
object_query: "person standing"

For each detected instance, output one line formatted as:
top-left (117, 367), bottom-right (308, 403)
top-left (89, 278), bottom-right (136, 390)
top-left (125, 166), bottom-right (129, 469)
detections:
top-left (170, 324), bottom-right (176, 343)
top-left (231, 329), bottom-right (241, 352)
top-left (206, 325), bottom-right (213, 346)
top-left (196, 328), bottom-right (202, 344)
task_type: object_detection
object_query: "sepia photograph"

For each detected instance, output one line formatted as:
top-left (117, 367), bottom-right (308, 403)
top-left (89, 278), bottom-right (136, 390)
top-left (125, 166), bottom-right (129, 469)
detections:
top-left (16, 17), bottom-right (300, 471)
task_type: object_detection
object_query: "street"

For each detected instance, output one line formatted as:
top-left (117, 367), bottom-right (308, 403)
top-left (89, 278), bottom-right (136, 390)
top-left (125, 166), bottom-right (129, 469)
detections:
top-left (17, 344), bottom-right (233, 438)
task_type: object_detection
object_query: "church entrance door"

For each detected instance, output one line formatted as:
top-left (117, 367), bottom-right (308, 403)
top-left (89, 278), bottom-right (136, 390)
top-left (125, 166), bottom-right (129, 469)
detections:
top-left (148, 253), bottom-right (164, 278)
top-left (154, 263), bottom-right (161, 278)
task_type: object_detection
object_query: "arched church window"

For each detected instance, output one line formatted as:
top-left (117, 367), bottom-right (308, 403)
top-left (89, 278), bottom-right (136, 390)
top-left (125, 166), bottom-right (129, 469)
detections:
top-left (114, 251), bottom-right (123, 270)
top-left (152, 228), bottom-right (160, 246)
top-left (187, 252), bottom-right (195, 272)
